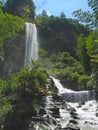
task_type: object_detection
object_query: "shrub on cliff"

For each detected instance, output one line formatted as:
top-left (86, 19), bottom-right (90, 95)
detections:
top-left (0, 61), bottom-right (48, 130)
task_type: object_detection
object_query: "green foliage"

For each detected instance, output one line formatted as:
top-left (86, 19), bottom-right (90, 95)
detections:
top-left (0, 61), bottom-right (48, 129)
top-left (73, 0), bottom-right (98, 87)
top-left (35, 14), bottom-right (89, 57)
top-left (4, 0), bottom-right (35, 20)
top-left (0, 95), bottom-right (12, 129)
top-left (24, 5), bottom-right (31, 20)
top-left (0, 8), bottom-right (25, 41)
top-left (91, 54), bottom-right (98, 63)
top-left (88, 0), bottom-right (98, 21)
top-left (39, 49), bottom-right (94, 89)
top-left (76, 34), bottom-right (91, 74)
top-left (60, 12), bottom-right (66, 18)
top-left (8, 61), bottom-right (48, 95)
top-left (49, 52), bottom-right (76, 67)
top-left (0, 79), bottom-right (12, 128)
top-left (78, 74), bottom-right (89, 85)
top-left (75, 29), bottom-right (98, 89)
top-left (0, 0), bottom-right (3, 8)
top-left (0, 8), bottom-right (25, 62)
top-left (73, 0), bottom-right (98, 29)
top-left (40, 51), bottom-right (83, 82)
top-left (40, 10), bottom-right (49, 17)
top-left (76, 31), bottom-right (98, 75)
top-left (91, 54), bottom-right (98, 88)
top-left (39, 48), bottom-right (48, 58)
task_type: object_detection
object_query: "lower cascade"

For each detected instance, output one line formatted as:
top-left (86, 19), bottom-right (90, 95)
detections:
top-left (52, 77), bottom-right (95, 102)
top-left (28, 77), bottom-right (98, 130)
top-left (24, 23), bottom-right (38, 66)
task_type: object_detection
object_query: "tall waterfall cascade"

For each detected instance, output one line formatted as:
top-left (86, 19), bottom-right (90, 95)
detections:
top-left (24, 23), bottom-right (38, 66)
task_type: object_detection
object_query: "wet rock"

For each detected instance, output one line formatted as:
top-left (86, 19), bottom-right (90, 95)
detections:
top-left (84, 121), bottom-right (88, 124)
top-left (53, 95), bottom-right (64, 102)
top-left (49, 77), bottom-right (58, 92)
top-left (82, 108), bottom-right (88, 111)
top-left (70, 111), bottom-right (79, 119)
top-left (63, 123), bottom-right (80, 130)
top-left (32, 116), bottom-right (42, 121)
top-left (52, 118), bottom-right (57, 125)
top-left (62, 101), bottom-right (67, 107)
top-left (42, 114), bottom-right (57, 126)
top-left (96, 113), bottom-right (98, 117)
top-left (39, 108), bottom-right (46, 115)
top-left (69, 108), bottom-right (79, 120)
top-left (71, 115), bottom-right (79, 120)
top-left (69, 119), bottom-right (78, 124)
top-left (29, 121), bottom-right (35, 127)
top-left (70, 111), bottom-right (78, 116)
top-left (55, 126), bottom-right (62, 130)
top-left (67, 107), bottom-right (76, 112)
top-left (77, 102), bottom-right (85, 107)
top-left (48, 107), bottom-right (60, 118)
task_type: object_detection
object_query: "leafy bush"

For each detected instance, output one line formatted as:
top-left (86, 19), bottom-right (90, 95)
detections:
top-left (0, 79), bottom-right (12, 129)
top-left (0, 8), bottom-right (25, 42)
top-left (0, 61), bottom-right (48, 129)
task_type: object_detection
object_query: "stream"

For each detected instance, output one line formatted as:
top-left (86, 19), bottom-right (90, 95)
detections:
top-left (28, 78), bottom-right (98, 130)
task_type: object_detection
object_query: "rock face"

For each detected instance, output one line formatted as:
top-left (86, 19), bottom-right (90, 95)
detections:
top-left (0, 30), bottom-right (25, 78)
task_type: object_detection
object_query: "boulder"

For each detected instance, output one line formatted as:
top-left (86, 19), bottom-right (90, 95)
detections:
top-left (63, 123), bottom-right (80, 130)
top-left (69, 119), bottom-right (78, 124)
top-left (48, 107), bottom-right (60, 118)
top-left (39, 108), bottom-right (46, 116)
top-left (96, 113), bottom-right (98, 117)
top-left (67, 107), bottom-right (76, 112)
top-left (71, 115), bottom-right (79, 120)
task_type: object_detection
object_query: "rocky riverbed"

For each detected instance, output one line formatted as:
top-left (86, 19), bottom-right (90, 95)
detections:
top-left (28, 95), bottom-right (98, 130)
top-left (28, 78), bottom-right (98, 130)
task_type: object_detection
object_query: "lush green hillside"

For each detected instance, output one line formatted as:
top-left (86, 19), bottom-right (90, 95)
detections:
top-left (35, 15), bottom-right (89, 57)
top-left (0, 8), bottom-right (25, 61)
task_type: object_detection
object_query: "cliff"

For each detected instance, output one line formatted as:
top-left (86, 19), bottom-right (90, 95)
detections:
top-left (0, 30), bottom-right (25, 78)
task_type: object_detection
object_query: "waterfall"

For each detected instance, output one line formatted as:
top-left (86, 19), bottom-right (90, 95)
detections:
top-left (28, 77), bottom-right (98, 130)
top-left (24, 23), bottom-right (38, 66)
top-left (52, 77), bottom-right (95, 102)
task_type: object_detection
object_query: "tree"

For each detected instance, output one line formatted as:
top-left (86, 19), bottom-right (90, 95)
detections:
top-left (73, 0), bottom-right (98, 29)
top-left (0, 0), bottom-right (3, 8)
top-left (72, 0), bottom-right (98, 88)
top-left (77, 34), bottom-right (91, 74)
top-left (0, 8), bottom-right (25, 62)
top-left (41, 10), bottom-right (48, 17)
top-left (60, 12), bottom-right (66, 18)
top-left (0, 0), bottom-right (5, 8)
top-left (4, 0), bottom-right (35, 20)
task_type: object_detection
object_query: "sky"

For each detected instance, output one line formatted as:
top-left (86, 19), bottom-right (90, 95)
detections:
top-left (33, 0), bottom-right (91, 18)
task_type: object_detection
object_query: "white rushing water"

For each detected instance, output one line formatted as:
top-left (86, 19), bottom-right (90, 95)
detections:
top-left (29, 77), bottom-right (98, 130)
top-left (52, 77), bottom-right (95, 102)
top-left (52, 77), bottom-right (98, 130)
top-left (24, 23), bottom-right (38, 66)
